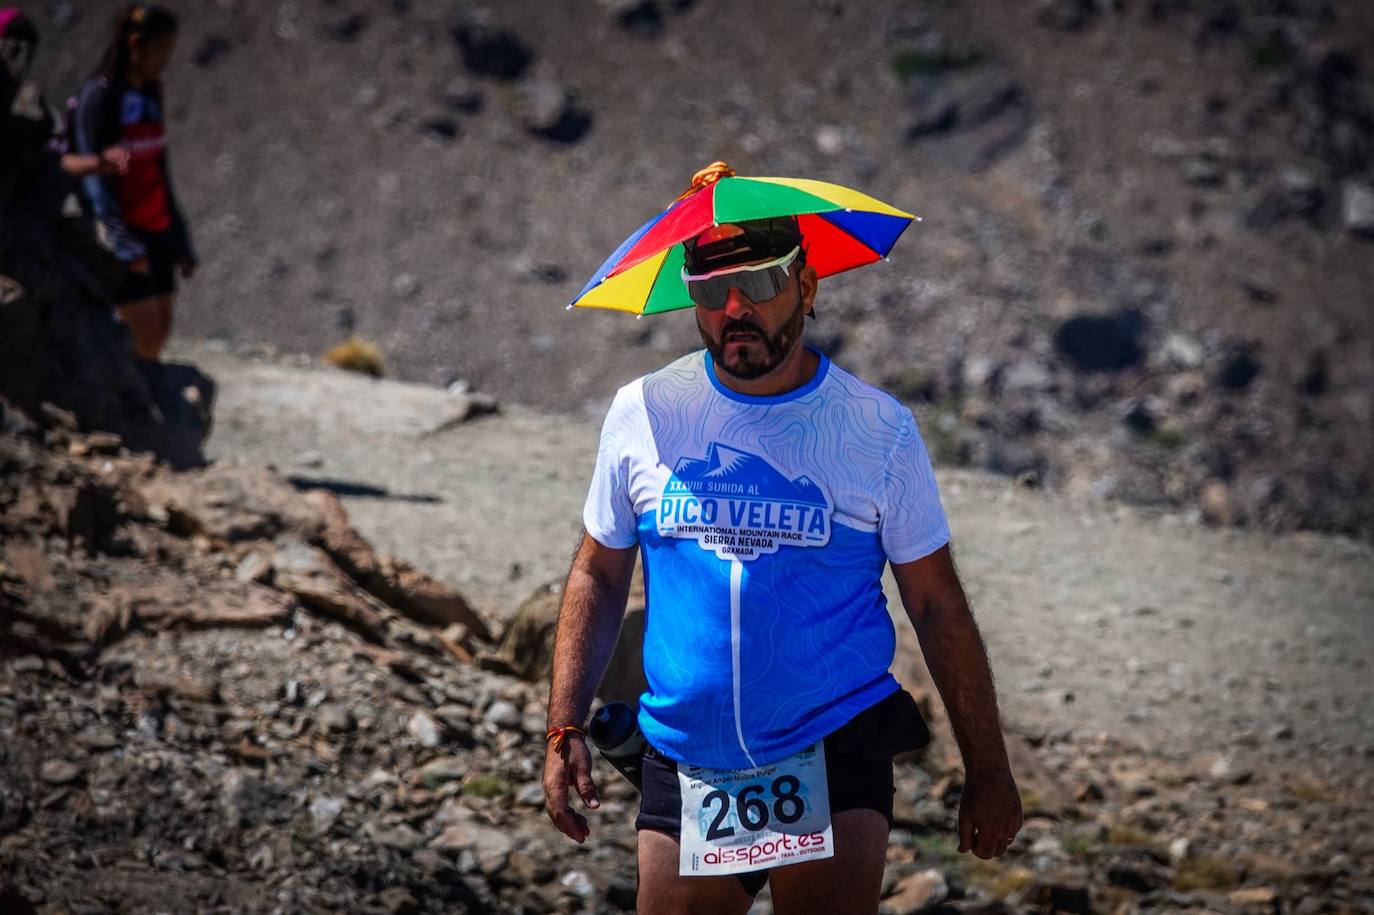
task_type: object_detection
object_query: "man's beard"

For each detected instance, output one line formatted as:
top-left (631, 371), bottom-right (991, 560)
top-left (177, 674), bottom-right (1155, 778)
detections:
top-left (697, 291), bottom-right (807, 381)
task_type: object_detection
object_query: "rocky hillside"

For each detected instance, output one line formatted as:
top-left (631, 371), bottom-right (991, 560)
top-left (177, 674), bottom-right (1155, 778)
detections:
top-left (3, 391), bottom-right (1371, 913)
top-left (5, 7), bottom-right (1373, 910)
top-left (27, 0), bottom-right (1374, 539)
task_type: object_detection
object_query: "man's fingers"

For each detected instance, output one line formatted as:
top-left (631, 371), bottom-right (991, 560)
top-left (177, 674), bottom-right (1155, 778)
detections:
top-left (1001, 823), bottom-right (1020, 856)
top-left (544, 779), bottom-right (590, 843)
top-left (547, 805), bottom-right (589, 842)
top-left (957, 812), bottom-right (974, 853)
top-left (573, 762), bottom-right (600, 810)
top-left (560, 741), bottom-right (599, 810)
top-left (548, 806), bottom-right (590, 843)
top-left (545, 747), bottom-right (599, 843)
top-left (969, 824), bottom-right (1017, 859)
top-left (543, 781), bottom-right (566, 824)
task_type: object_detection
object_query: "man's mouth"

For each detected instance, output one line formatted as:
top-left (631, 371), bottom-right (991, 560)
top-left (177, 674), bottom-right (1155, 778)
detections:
top-left (724, 326), bottom-right (762, 343)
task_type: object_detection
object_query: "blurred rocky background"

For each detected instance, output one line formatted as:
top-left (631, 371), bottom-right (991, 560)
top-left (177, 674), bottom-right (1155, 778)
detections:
top-left (4, 1), bottom-right (1374, 913)
top-left (23, 0), bottom-right (1374, 540)
top-left (4, 368), bottom-right (1372, 914)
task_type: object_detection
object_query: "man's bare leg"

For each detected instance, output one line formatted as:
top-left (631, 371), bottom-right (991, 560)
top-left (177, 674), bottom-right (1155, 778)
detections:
top-left (637, 828), bottom-right (755, 915)
top-left (767, 809), bottom-right (889, 915)
top-left (116, 293), bottom-right (173, 360)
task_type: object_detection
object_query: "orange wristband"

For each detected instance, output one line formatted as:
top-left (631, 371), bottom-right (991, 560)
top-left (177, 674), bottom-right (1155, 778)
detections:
top-left (546, 725), bottom-right (586, 753)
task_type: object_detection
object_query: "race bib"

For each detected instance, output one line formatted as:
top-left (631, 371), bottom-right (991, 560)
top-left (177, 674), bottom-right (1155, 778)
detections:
top-left (678, 743), bottom-right (834, 877)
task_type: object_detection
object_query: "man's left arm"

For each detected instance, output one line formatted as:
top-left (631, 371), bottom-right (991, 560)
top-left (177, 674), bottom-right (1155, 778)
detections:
top-left (892, 545), bottom-right (1022, 859)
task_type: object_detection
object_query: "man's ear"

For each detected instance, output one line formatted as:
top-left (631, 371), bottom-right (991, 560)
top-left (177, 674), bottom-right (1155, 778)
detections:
top-left (799, 264), bottom-right (818, 315)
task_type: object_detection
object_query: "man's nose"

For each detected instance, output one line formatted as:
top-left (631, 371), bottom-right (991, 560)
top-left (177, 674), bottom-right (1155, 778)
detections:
top-left (722, 286), bottom-right (754, 317)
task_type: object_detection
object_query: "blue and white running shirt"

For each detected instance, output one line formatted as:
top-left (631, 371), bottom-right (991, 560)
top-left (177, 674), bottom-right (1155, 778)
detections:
top-left (584, 349), bottom-right (950, 770)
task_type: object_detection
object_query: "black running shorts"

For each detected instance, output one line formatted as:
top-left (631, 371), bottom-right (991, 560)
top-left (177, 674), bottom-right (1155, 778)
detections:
top-left (116, 228), bottom-right (179, 303)
top-left (634, 686), bottom-right (932, 897)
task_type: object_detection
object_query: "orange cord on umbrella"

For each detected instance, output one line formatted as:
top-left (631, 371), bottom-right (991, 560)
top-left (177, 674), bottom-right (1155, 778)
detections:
top-left (674, 161), bottom-right (736, 201)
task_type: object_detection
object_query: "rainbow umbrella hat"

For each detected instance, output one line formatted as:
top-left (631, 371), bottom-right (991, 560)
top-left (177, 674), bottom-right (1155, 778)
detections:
top-left (569, 162), bottom-right (918, 315)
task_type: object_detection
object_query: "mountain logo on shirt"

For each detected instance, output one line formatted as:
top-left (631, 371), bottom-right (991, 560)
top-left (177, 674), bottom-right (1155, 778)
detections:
top-left (659, 443), bottom-right (832, 560)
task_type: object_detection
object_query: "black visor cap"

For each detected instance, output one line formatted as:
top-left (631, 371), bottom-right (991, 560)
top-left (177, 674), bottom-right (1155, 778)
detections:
top-left (682, 216), bottom-right (803, 275)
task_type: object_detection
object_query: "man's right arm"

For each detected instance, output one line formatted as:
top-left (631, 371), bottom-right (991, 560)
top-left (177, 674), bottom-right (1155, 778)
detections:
top-left (542, 530), bottom-right (638, 843)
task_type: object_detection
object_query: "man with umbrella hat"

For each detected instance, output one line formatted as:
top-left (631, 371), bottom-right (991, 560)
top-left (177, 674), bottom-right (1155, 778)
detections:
top-left (544, 164), bottom-right (1021, 914)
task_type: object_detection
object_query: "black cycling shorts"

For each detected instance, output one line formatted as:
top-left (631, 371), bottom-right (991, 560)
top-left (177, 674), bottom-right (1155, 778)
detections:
top-left (116, 228), bottom-right (179, 303)
top-left (634, 688), bottom-right (928, 896)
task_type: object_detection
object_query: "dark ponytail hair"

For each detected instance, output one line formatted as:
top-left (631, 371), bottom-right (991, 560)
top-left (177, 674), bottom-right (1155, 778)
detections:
top-left (97, 3), bottom-right (178, 81)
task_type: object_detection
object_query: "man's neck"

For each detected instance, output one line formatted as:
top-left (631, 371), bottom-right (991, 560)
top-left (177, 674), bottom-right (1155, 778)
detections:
top-left (713, 345), bottom-right (820, 398)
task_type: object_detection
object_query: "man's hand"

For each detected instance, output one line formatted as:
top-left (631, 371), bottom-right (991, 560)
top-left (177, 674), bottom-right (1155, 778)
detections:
top-left (543, 734), bottom-right (600, 843)
top-left (958, 768), bottom-right (1022, 859)
top-left (127, 257), bottom-right (151, 274)
top-left (99, 145), bottom-right (130, 175)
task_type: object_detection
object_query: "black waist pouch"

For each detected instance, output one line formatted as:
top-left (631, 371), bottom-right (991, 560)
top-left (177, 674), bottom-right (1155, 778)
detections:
top-left (825, 688), bottom-right (931, 760)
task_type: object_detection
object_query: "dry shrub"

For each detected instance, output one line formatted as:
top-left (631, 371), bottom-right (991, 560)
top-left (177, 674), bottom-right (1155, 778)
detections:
top-left (462, 773), bottom-right (511, 799)
top-left (324, 337), bottom-right (385, 378)
top-left (1288, 780), bottom-right (1337, 803)
top-left (962, 855), bottom-right (1004, 887)
top-left (1018, 787), bottom-right (1049, 817)
top-left (1174, 855), bottom-right (1240, 891)
top-left (986, 866), bottom-right (1035, 899)
top-left (1061, 831), bottom-right (1099, 861)
top-left (1105, 823), bottom-right (1156, 846)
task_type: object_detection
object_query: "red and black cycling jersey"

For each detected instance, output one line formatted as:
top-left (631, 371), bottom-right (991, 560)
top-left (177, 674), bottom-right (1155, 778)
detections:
top-left (70, 75), bottom-right (194, 264)
top-left (112, 84), bottom-right (172, 233)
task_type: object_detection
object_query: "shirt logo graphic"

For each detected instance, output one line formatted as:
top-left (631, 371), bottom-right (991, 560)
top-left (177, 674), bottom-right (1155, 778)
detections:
top-left (658, 443), bottom-right (831, 560)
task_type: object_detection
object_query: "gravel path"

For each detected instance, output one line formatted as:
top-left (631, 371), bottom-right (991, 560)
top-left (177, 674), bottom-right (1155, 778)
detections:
top-left (177, 341), bottom-right (1374, 763)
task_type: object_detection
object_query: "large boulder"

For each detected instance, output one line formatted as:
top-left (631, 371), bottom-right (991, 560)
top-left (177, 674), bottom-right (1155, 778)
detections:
top-left (1054, 311), bottom-right (1148, 373)
top-left (0, 404), bottom-right (487, 664)
top-left (135, 464), bottom-right (493, 648)
top-left (496, 582), bottom-right (561, 682)
top-left (902, 64), bottom-right (1031, 171)
top-left (499, 565), bottom-right (648, 705)
top-left (303, 488), bottom-right (493, 642)
top-left (138, 465), bottom-right (323, 542)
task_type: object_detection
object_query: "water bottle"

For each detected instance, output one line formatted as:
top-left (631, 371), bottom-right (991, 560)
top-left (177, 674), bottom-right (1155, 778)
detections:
top-left (587, 701), bottom-right (645, 791)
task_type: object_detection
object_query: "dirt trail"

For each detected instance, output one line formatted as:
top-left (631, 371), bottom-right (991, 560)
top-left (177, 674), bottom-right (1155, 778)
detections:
top-left (177, 341), bottom-right (1374, 764)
